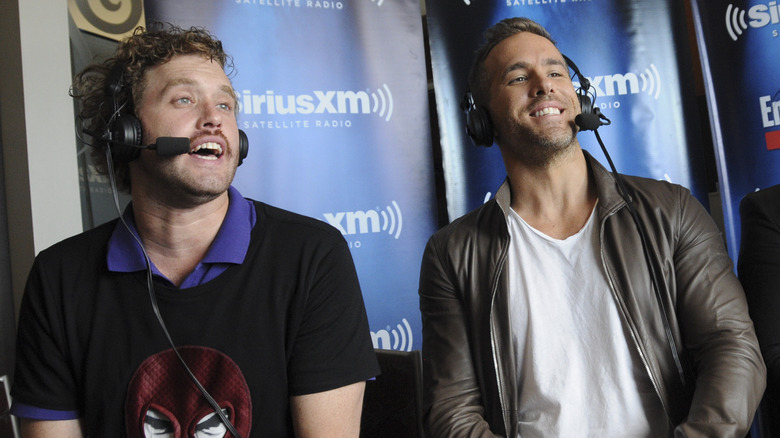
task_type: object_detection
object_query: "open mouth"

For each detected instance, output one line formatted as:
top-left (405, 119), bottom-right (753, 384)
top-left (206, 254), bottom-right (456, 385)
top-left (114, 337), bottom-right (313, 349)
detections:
top-left (190, 142), bottom-right (223, 160)
top-left (532, 107), bottom-right (562, 117)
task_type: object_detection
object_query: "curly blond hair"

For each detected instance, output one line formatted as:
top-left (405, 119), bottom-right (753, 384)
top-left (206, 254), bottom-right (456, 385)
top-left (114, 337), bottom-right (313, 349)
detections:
top-left (72, 23), bottom-right (234, 192)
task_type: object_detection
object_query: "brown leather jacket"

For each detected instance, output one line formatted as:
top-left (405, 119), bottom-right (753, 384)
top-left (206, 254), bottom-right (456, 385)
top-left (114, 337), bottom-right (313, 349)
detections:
top-left (419, 152), bottom-right (765, 437)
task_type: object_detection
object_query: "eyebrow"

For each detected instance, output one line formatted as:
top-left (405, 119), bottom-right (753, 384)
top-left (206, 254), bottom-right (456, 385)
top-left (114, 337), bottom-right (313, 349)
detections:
top-left (221, 84), bottom-right (239, 103)
top-left (502, 57), bottom-right (567, 78)
top-left (159, 77), bottom-right (196, 96)
top-left (160, 78), bottom-right (236, 99)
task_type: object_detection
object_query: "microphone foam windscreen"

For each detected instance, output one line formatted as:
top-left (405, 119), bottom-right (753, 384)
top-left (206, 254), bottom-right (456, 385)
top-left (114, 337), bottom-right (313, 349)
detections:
top-left (575, 113), bottom-right (602, 132)
top-left (155, 137), bottom-right (191, 156)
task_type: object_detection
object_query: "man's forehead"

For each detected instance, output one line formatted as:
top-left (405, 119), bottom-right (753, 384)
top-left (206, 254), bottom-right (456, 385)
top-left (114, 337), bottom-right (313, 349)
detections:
top-left (144, 56), bottom-right (233, 91)
top-left (486, 32), bottom-right (564, 71)
top-left (147, 55), bottom-right (228, 81)
top-left (158, 77), bottom-right (234, 93)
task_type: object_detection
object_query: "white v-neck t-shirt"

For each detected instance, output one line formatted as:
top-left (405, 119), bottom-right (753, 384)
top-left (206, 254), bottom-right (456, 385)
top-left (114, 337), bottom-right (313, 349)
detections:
top-left (496, 184), bottom-right (668, 437)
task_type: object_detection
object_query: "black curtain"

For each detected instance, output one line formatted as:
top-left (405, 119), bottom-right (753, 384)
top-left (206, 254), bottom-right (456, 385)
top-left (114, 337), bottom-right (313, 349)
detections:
top-left (0, 103), bottom-right (16, 382)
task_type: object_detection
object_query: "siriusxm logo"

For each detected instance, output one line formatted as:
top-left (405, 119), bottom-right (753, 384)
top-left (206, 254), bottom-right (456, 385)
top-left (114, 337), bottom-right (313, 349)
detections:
top-left (726, 2), bottom-right (780, 41)
top-left (323, 201), bottom-right (403, 239)
top-left (577, 64), bottom-right (662, 100)
top-left (240, 85), bottom-right (393, 121)
top-left (371, 318), bottom-right (414, 351)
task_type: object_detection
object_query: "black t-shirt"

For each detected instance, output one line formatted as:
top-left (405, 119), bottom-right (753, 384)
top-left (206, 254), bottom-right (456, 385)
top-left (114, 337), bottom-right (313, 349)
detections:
top-left (12, 201), bottom-right (380, 437)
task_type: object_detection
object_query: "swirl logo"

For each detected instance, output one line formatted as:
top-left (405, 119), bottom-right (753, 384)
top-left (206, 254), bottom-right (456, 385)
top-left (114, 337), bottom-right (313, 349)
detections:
top-left (72, 0), bottom-right (144, 36)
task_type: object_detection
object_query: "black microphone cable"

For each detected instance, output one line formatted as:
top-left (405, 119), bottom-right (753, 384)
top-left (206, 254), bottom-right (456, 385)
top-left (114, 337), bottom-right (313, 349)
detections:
top-left (581, 120), bottom-right (693, 394)
top-left (104, 144), bottom-right (243, 438)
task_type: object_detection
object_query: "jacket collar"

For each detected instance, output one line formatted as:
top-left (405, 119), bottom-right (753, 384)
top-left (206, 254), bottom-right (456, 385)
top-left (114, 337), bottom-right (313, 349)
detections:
top-left (584, 150), bottom-right (630, 219)
top-left (493, 149), bottom-right (627, 220)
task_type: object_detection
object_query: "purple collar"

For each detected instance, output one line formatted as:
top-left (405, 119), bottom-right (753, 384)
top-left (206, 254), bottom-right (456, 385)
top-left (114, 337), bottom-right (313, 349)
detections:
top-left (107, 186), bottom-right (256, 288)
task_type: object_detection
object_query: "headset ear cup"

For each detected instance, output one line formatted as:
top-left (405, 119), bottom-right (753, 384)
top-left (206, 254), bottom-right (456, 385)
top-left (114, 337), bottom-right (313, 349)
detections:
top-left (109, 113), bottom-right (143, 162)
top-left (466, 105), bottom-right (494, 147)
top-left (238, 129), bottom-right (249, 166)
top-left (563, 54), bottom-right (596, 119)
top-left (578, 92), bottom-right (594, 117)
top-left (462, 91), bottom-right (494, 147)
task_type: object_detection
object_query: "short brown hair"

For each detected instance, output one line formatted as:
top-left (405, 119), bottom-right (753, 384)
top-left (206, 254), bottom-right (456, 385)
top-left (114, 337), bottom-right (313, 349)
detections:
top-left (467, 17), bottom-right (556, 108)
top-left (71, 23), bottom-right (234, 192)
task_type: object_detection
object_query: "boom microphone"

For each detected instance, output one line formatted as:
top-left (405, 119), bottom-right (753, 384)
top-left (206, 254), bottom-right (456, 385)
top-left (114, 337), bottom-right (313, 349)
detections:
top-left (145, 137), bottom-right (191, 156)
top-left (81, 128), bottom-right (191, 156)
top-left (575, 108), bottom-right (611, 132)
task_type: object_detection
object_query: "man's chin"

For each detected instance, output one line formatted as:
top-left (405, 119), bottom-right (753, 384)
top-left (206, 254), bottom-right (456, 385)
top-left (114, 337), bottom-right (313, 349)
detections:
top-left (504, 131), bottom-right (577, 167)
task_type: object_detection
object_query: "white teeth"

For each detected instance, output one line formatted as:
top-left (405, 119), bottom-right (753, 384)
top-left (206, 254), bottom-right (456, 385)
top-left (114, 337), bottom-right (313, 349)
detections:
top-left (191, 142), bottom-right (223, 160)
top-left (533, 107), bottom-right (561, 117)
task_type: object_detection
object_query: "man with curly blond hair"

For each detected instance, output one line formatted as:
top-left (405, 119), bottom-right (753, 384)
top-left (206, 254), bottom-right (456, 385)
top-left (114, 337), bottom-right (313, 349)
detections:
top-left (11, 24), bottom-right (379, 438)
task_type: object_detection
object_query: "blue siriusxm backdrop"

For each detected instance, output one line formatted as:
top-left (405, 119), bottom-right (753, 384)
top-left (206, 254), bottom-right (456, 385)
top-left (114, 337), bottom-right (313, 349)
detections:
top-left (691, 0), bottom-right (780, 261)
top-left (141, 0), bottom-right (780, 351)
top-left (145, 0), bottom-right (437, 352)
top-left (425, 0), bottom-right (710, 219)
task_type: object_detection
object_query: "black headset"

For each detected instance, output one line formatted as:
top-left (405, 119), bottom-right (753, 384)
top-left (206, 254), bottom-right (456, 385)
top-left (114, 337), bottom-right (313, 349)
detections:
top-left (103, 64), bottom-right (249, 164)
top-left (462, 54), bottom-right (594, 147)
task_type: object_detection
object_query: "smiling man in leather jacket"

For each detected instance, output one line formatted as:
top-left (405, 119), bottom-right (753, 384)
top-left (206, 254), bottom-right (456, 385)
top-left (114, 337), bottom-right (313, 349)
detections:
top-left (418, 17), bottom-right (765, 437)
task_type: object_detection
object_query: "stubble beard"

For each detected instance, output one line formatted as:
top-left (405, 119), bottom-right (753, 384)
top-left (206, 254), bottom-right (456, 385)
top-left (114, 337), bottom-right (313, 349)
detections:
top-left (167, 160), bottom-right (236, 206)
top-left (135, 128), bottom-right (239, 207)
top-left (503, 121), bottom-right (578, 168)
top-left (135, 152), bottom-right (238, 208)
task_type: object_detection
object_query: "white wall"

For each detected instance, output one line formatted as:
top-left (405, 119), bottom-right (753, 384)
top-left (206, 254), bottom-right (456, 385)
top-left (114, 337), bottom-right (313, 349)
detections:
top-left (0, 0), bottom-right (82, 319)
